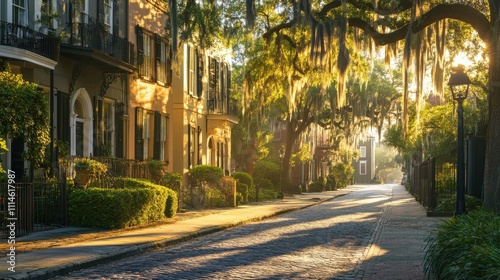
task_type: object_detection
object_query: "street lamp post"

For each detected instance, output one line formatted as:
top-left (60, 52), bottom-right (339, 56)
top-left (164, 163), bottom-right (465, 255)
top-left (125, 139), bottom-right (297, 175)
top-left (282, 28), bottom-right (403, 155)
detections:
top-left (279, 148), bottom-right (284, 199)
top-left (448, 65), bottom-right (471, 215)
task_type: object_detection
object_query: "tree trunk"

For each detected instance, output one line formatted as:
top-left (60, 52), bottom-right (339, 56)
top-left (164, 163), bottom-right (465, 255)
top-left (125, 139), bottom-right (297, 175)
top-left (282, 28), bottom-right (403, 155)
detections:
top-left (483, 36), bottom-right (500, 213)
top-left (280, 119), bottom-right (305, 194)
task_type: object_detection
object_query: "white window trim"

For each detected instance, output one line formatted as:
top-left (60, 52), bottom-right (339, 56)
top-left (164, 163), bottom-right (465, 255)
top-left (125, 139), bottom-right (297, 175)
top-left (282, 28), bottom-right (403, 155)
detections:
top-left (360, 146), bottom-right (366, 158)
top-left (103, 0), bottom-right (113, 34)
top-left (360, 160), bottom-right (367, 175)
top-left (12, 0), bottom-right (28, 26)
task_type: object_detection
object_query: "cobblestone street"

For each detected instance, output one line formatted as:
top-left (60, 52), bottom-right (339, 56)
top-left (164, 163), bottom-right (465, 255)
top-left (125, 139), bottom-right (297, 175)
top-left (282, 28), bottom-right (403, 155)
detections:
top-left (56, 184), bottom-right (429, 279)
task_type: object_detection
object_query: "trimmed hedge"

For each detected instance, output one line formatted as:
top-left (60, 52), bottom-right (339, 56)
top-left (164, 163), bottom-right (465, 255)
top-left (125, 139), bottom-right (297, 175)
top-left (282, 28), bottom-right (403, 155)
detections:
top-left (69, 178), bottom-right (178, 229)
top-left (232, 172), bottom-right (253, 188)
top-left (308, 181), bottom-right (324, 192)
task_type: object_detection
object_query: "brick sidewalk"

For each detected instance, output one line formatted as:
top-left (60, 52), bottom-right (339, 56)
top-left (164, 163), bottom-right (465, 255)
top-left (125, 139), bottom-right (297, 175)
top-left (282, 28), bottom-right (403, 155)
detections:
top-left (357, 185), bottom-right (446, 279)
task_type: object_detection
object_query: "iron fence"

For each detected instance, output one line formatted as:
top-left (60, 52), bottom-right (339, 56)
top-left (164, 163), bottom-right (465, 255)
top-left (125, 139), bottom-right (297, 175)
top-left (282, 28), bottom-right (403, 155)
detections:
top-left (410, 157), bottom-right (436, 210)
top-left (409, 158), bottom-right (458, 212)
top-left (0, 180), bottom-right (67, 238)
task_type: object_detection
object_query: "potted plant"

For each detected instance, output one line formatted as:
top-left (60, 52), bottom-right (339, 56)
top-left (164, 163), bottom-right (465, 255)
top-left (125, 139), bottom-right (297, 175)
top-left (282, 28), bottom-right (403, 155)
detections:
top-left (73, 158), bottom-right (108, 188)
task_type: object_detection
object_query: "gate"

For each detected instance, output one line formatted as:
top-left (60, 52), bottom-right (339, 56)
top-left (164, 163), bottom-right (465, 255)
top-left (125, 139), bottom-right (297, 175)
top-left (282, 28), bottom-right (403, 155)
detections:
top-left (1, 180), bottom-right (67, 238)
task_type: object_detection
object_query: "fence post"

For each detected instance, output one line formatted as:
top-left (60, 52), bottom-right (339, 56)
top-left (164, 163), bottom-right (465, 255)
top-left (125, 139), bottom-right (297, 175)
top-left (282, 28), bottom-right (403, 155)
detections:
top-left (429, 157), bottom-right (436, 211)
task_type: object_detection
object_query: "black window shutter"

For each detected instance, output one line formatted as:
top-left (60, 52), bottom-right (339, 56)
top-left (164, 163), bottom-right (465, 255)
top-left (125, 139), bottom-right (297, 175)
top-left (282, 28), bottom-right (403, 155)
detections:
top-left (209, 57), bottom-right (215, 100)
top-left (215, 60), bottom-right (220, 99)
top-left (135, 107), bottom-right (144, 160)
top-left (93, 96), bottom-right (103, 156)
top-left (197, 49), bottom-right (203, 98)
top-left (154, 34), bottom-right (161, 82)
top-left (115, 103), bottom-right (125, 158)
top-left (167, 43), bottom-right (173, 86)
top-left (113, 0), bottom-right (119, 35)
top-left (153, 111), bottom-right (161, 160)
top-left (136, 25), bottom-right (144, 70)
top-left (56, 91), bottom-right (70, 144)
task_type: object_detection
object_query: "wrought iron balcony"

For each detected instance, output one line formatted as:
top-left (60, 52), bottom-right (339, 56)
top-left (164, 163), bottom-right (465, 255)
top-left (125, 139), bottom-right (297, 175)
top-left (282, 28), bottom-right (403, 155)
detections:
top-left (0, 21), bottom-right (59, 61)
top-left (61, 21), bottom-right (135, 72)
top-left (208, 97), bottom-right (239, 116)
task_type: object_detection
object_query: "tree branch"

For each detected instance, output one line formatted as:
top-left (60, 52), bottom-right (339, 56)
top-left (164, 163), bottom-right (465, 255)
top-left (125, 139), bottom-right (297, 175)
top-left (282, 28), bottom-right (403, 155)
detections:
top-left (317, 0), bottom-right (412, 18)
top-left (349, 4), bottom-right (490, 46)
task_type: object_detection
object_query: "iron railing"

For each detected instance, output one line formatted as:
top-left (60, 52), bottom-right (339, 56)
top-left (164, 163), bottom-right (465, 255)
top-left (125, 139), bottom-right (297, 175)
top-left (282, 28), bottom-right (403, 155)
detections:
top-left (208, 97), bottom-right (239, 116)
top-left (0, 20), bottom-right (59, 60)
top-left (409, 158), bottom-right (459, 212)
top-left (410, 157), bottom-right (436, 210)
top-left (62, 22), bottom-right (134, 65)
top-left (63, 157), bottom-right (168, 188)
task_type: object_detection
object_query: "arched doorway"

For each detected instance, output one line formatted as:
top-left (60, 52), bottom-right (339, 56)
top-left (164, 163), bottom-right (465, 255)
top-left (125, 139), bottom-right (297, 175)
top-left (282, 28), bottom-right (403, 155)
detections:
top-left (70, 88), bottom-right (93, 157)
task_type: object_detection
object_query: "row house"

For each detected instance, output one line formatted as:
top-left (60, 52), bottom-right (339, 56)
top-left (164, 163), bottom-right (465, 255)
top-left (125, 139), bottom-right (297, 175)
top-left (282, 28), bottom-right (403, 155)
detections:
top-left (353, 136), bottom-right (376, 184)
top-left (1, 0), bottom-right (238, 184)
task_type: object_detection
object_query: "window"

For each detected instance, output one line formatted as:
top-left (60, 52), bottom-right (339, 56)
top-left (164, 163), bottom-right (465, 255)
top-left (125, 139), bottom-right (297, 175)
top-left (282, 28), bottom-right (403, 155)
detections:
top-left (186, 46), bottom-right (203, 97)
top-left (188, 46), bottom-right (196, 96)
top-left (71, 0), bottom-right (88, 45)
top-left (208, 57), bottom-right (219, 100)
top-left (103, 0), bottom-right (113, 33)
top-left (13, 0), bottom-right (26, 25)
top-left (360, 161), bottom-right (367, 175)
top-left (142, 33), bottom-right (153, 79)
top-left (157, 39), bottom-right (168, 84)
top-left (103, 99), bottom-right (115, 155)
top-left (136, 26), bottom-right (171, 84)
top-left (143, 113), bottom-right (152, 160)
top-left (360, 146), bottom-right (366, 158)
top-left (160, 115), bottom-right (167, 161)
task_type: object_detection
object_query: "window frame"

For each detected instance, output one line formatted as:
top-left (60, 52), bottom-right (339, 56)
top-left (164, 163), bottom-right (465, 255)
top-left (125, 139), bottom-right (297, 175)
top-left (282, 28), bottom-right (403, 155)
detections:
top-left (360, 146), bottom-right (367, 158)
top-left (102, 98), bottom-right (115, 156)
top-left (136, 26), bottom-right (171, 85)
top-left (360, 160), bottom-right (367, 175)
top-left (103, 0), bottom-right (113, 34)
top-left (143, 112), bottom-right (152, 160)
top-left (12, 0), bottom-right (27, 26)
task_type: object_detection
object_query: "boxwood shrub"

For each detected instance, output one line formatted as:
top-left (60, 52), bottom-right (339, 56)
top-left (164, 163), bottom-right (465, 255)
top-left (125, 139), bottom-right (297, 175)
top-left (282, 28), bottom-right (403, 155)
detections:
top-left (232, 172), bottom-right (252, 204)
top-left (69, 178), bottom-right (178, 229)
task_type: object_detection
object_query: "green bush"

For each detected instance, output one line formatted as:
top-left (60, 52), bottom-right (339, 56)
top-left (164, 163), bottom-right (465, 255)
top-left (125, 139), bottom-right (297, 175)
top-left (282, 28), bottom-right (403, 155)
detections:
top-left (435, 193), bottom-right (483, 213)
top-left (236, 183), bottom-right (249, 204)
top-left (189, 165), bottom-right (224, 185)
top-left (119, 178), bottom-right (178, 217)
top-left (232, 172), bottom-right (252, 204)
top-left (232, 172), bottom-right (253, 188)
top-left (69, 178), bottom-right (177, 229)
top-left (424, 210), bottom-right (500, 279)
top-left (330, 161), bottom-right (354, 188)
top-left (254, 177), bottom-right (274, 190)
top-left (308, 181), bottom-right (324, 192)
top-left (253, 160), bottom-right (279, 189)
top-left (258, 188), bottom-right (279, 200)
top-left (326, 175), bottom-right (336, 190)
